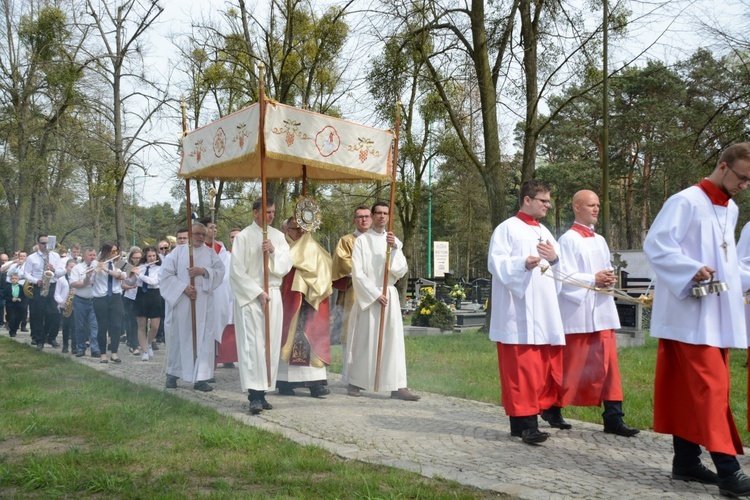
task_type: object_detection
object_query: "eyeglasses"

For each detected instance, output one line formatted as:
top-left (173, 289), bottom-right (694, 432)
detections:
top-left (159, 247), bottom-right (168, 250)
top-left (533, 198), bottom-right (552, 205)
top-left (726, 163), bottom-right (750, 184)
top-left (354, 215), bottom-right (371, 220)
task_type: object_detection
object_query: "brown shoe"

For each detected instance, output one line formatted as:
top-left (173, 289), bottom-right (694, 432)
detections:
top-left (347, 384), bottom-right (362, 397)
top-left (391, 388), bottom-right (420, 401)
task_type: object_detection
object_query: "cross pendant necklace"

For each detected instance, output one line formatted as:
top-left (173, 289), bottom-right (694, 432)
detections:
top-left (531, 225), bottom-right (543, 243)
top-left (711, 204), bottom-right (730, 261)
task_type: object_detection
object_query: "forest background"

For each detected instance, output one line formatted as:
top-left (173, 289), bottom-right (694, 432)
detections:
top-left (1, 0), bottom-right (749, 288)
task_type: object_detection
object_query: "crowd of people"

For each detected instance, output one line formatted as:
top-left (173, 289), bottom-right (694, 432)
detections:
top-left (6, 141), bottom-right (750, 497)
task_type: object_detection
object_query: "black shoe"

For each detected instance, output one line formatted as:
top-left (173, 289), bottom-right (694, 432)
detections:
top-left (260, 398), bottom-right (273, 410)
top-left (151, 342), bottom-right (159, 351)
top-left (75, 351), bottom-right (85, 358)
top-left (672, 463), bottom-right (719, 485)
top-left (36, 342), bottom-right (44, 350)
top-left (223, 362), bottom-right (235, 368)
top-left (310, 385), bottom-right (330, 398)
top-left (278, 387), bottom-right (296, 396)
top-left (604, 421), bottom-right (640, 437)
top-left (165, 375), bottom-right (178, 389)
top-left (521, 428), bottom-right (550, 444)
top-left (91, 351), bottom-right (101, 358)
top-left (49, 340), bottom-right (60, 348)
top-left (193, 381), bottom-right (213, 392)
top-left (20, 328), bottom-right (27, 332)
top-left (541, 409), bottom-right (572, 430)
top-left (249, 400), bottom-right (263, 414)
top-left (719, 469), bottom-right (750, 496)
top-left (61, 346), bottom-right (69, 353)
top-left (206, 377), bottom-right (216, 383)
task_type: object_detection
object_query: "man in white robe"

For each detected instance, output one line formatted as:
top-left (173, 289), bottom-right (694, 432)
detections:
top-left (488, 179), bottom-right (565, 445)
top-left (346, 201), bottom-right (420, 401)
top-left (557, 190), bottom-right (638, 437)
top-left (230, 199), bottom-right (292, 414)
top-left (331, 206), bottom-right (372, 384)
top-left (644, 143), bottom-right (750, 496)
top-left (160, 223), bottom-right (225, 392)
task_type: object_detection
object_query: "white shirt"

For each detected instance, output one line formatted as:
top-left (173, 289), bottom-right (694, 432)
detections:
top-left (22, 250), bottom-right (64, 284)
top-left (91, 260), bottom-right (126, 297)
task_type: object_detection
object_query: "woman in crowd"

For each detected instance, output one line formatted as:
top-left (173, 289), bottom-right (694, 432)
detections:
top-left (121, 247), bottom-right (142, 355)
top-left (134, 245), bottom-right (162, 361)
top-left (92, 242), bottom-right (125, 363)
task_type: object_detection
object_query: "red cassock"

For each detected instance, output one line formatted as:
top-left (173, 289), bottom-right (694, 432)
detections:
top-left (215, 325), bottom-right (238, 364)
top-left (561, 329), bottom-right (623, 406)
top-left (654, 339), bottom-right (743, 455)
top-left (497, 342), bottom-right (563, 416)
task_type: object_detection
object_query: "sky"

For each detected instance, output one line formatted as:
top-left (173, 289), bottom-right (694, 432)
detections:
top-left (131, 0), bottom-right (741, 208)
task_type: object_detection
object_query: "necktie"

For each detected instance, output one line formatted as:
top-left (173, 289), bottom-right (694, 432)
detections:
top-left (107, 262), bottom-right (113, 296)
top-left (141, 266), bottom-right (149, 293)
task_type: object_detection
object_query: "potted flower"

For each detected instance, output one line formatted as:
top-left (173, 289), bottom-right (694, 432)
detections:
top-left (449, 284), bottom-right (466, 309)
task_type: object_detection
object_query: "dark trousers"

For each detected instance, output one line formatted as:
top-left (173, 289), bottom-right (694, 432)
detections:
top-left (61, 310), bottom-right (76, 350)
top-left (29, 283), bottom-right (61, 345)
top-left (122, 297), bottom-right (138, 349)
top-left (673, 436), bottom-right (740, 478)
top-left (93, 294), bottom-right (123, 354)
top-left (6, 299), bottom-right (23, 336)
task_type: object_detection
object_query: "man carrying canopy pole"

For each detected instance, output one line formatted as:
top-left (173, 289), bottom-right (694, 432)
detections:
top-left (345, 201), bottom-right (419, 401)
top-left (230, 198), bottom-right (292, 415)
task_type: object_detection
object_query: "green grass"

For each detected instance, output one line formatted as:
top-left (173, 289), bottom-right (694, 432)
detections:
top-left (0, 338), bottom-right (501, 499)
top-left (332, 331), bottom-right (750, 442)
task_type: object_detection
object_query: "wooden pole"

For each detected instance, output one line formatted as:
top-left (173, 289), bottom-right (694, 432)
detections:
top-left (181, 98), bottom-right (198, 364)
top-left (258, 64), bottom-right (272, 387)
top-left (374, 102), bottom-right (401, 392)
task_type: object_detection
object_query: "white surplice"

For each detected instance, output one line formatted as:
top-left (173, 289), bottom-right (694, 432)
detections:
top-left (160, 244), bottom-right (225, 382)
top-left (557, 228), bottom-right (620, 333)
top-left (230, 222), bottom-right (292, 392)
top-left (346, 229), bottom-right (408, 392)
top-left (212, 243), bottom-right (232, 342)
top-left (644, 186), bottom-right (747, 348)
top-left (487, 217), bottom-right (565, 345)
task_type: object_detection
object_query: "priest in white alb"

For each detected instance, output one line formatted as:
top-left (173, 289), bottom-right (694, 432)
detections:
top-left (230, 198), bottom-right (292, 415)
top-left (345, 201), bottom-right (419, 401)
top-left (160, 223), bottom-right (225, 392)
top-left (644, 142), bottom-right (750, 497)
top-left (556, 189), bottom-right (639, 437)
top-left (487, 179), bottom-right (565, 445)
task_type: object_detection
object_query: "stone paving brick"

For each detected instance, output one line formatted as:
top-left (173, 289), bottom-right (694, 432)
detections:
top-left (10, 331), bottom-right (748, 499)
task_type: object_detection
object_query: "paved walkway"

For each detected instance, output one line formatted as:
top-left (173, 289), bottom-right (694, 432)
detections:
top-left (11, 332), bottom-right (747, 498)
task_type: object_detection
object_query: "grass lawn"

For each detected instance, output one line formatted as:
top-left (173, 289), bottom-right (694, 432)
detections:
top-left (0, 338), bottom-right (500, 499)
top-left (332, 330), bottom-right (750, 443)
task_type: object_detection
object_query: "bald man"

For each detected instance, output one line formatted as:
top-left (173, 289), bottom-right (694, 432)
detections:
top-left (551, 190), bottom-right (639, 437)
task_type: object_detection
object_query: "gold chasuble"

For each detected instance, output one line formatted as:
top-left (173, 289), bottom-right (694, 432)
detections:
top-left (331, 233), bottom-right (357, 344)
top-left (280, 233), bottom-right (333, 367)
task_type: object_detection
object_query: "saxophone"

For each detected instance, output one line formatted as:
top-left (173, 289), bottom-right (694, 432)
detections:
top-left (62, 285), bottom-right (75, 317)
top-left (40, 252), bottom-right (53, 297)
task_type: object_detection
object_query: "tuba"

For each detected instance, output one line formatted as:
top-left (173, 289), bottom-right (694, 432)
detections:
top-left (23, 280), bottom-right (34, 299)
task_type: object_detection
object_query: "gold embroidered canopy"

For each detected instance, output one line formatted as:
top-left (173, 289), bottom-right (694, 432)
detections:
top-left (179, 101), bottom-right (394, 182)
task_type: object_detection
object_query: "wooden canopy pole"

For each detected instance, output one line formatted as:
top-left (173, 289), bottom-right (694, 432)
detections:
top-left (181, 98), bottom-right (198, 363)
top-left (374, 102), bottom-right (401, 392)
top-left (258, 64), bottom-right (272, 387)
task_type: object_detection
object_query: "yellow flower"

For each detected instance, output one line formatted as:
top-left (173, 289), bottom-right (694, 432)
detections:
top-left (421, 286), bottom-right (434, 297)
top-left (420, 307), bottom-right (432, 315)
